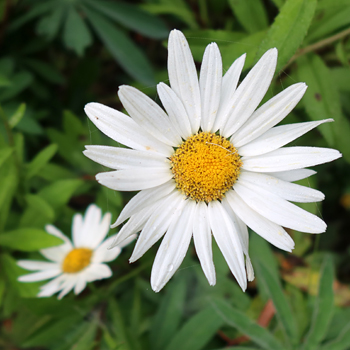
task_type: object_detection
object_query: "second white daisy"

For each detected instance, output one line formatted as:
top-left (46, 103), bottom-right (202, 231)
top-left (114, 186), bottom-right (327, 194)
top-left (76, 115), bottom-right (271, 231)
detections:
top-left (84, 29), bottom-right (341, 292)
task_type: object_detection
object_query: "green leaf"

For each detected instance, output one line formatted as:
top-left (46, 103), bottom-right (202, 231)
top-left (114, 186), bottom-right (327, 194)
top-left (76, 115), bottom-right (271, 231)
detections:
top-left (331, 67), bottom-right (350, 92)
top-left (165, 306), bottom-right (224, 350)
top-left (256, 0), bottom-right (317, 72)
top-left (8, 103), bottom-right (26, 128)
top-left (0, 73), bottom-right (11, 87)
top-left (84, 7), bottom-right (155, 85)
top-left (24, 59), bottom-right (65, 84)
top-left (39, 179), bottom-right (83, 210)
top-left (255, 260), bottom-right (297, 347)
top-left (36, 5), bottom-right (65, 40)
top-left (307, 6), bottom-right (350, 42)
top-left (228, 0), bottom-right (268, 34)
top-left (62, 6), bottom-right (92, 56)
top-left (319, 322), bottom-right (350, 350)
top-left (150, 277), bottom-right (187, 350)
top-left (84, 0), bottom-right (168, 39)
top-left (0, 147), bottom-right (13, 169)
top-left (20, 195), bottom-right (55, 228)
top-left (0, 253), bottom-right (40, 297)
top-left (301, 255), bottom-right (335, 350)
top-left (0, 71), bottom-right (33, 101)
top-left (26, 144), bottom-right (58, 179)
top-left (210, 298), bottom-right (283, 350)
top-left (0, 228), bottom-right (63, 251)
top-left (297, 54), bottom-right (350, 162)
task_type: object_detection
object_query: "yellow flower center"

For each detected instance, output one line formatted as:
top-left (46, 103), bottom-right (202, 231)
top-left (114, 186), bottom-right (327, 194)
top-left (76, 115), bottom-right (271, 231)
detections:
top-left (62, 248), bottom-right (93, 273)
top-left (170, 132), bottom-right (242, 202)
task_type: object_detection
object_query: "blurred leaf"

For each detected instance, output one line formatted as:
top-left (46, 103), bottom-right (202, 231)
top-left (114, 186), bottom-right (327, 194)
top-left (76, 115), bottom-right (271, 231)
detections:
top-left (16, 112), bottom-right (44, 135)
top-left (320, 322), bottom-right (350, 350)
top-left (0, 147), bottom-right (13, 168)
top-left (335, 41), bottom-right (349, 67)
top-left (63, 110), bottom-right (84, 138)
top-left (39, 179), bottom-right (83, 210)
top-left (0, 156), bottom-right (17, 231)
top-left (210, 298), bottom-right (283, 350)
top-left (228, 0), bottom-right (268, 34)
top-left (165, 305), bottom-right (224, 350)
top-left (0, 57), bottom-right (14, 77)
top-left (36, 5), bottom-right (65, 40)
top-left (24, 59), bottom-right (65, 84)
top-left (63, 6), bottom-right (92, 56)
top-left (8, 0), bottom-right (56, 32)
top-left (84, 6), bottom-right (155, 85)
top-left (221, 31), bottom-right (266, 71)
top-left (307, 6), bottom-right (350, 42)
top-left (85, 0), bottom-right (168, 39)
top-left (0, 276), bottom-right (4, 307)
top-left (331, 67), bottom-right (350, 92)
top-left (38, 163), bottom-right (76, 181)
top-left (150, 277), bottom-right (186, 350)
top-left (0, 71), bottom-right (33, 101)
top-left (256, 0), bottom-right (316, 72)
top-left (142, 1), bottom-right (198, 30)
top-left (301, 255), bottom-right (335, 350)
top-left (26, 144), bottom-right (58, 179)
top-left (297, 54), bottom-right (350, 162)
top-left (0, 228), bottom-right (63, 251)
top-left (0, 253), bottom-right (40, 297)
top-left (0, 73), bottom-right (11, 87)
top-left (255, 260), bottom-right (297, 347)
top-left (20, 195), bottom-right (55, 228)
top-left (317, 0), bottom-right (350, 8)
top-left (8, 103), bottom-right (26, 128)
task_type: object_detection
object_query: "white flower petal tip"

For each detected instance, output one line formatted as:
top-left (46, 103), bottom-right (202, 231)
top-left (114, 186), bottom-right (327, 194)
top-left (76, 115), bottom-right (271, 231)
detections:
top-left (17, 204), bottom-right (118, 298)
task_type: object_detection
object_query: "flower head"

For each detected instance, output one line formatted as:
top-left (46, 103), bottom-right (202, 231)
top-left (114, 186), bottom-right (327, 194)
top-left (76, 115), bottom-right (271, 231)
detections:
top-left (84, 29), bottom-right (341, 292)
top-left (18, 205), bottom-right (134, 299)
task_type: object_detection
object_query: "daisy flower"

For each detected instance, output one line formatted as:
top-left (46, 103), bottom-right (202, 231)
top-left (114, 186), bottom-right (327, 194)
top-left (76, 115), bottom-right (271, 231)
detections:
top-left (83, 29), bottom-right (341, 292)
top-left (18, 205), bottom-right (134, 299)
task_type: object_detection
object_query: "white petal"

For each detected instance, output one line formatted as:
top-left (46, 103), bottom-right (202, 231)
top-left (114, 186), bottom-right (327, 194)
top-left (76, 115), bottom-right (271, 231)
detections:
top-left (17, 260), bottom-right (60, 271)
top-left (84, 145), bottom-right (170, 170)
top-left (151, 200), bottom-right (195, 292)
top-left (84, 212), bottom-right (111, 249)
top-left (40, 245), bottom-right (70, 263)
top-left (193, 202), bottom-right (215, 285)
top-left (233, 180), bottom-right (326, 233)
top-left (213, 53), bottom-right (246, 132)
top-left (225, 190), bottom-right (295, 251)
top-left (220, 48), bottom-right (278, 137)
top-left (267, 169), bottom-right (316, 182)
top-left (74, 275), bottom-right (87, 295)
top-left (57, 275), bottom-right (76, 299)
top-left (200, 43), bottom-right (222, 132)
top-left (83, 263), bottom-right (112, 282)
top-left (168, 29), bottom-right (201, 133)
top-left (238, 119), bottom-right (333, 156)
top-left (96, 168), bottom-right (173, 191)
top-left (72, 213), bottom-right (83, 248)
top-left (130, 192), bottom-right (186, 262)
top-left (239, 171), bottom-right (324, 203)
top-left (242, 147), bottom-right (342, 172)
top-left (110, 203), bottom-right (158, 246)
top-left (18, 269), bottom-right (61, 282)
top-left (118, 85), bottom-right (181, 146)
top-left (208, 201), bottom-right (246, 291)
top-left (85, 103), bottom-right (173, 157)
top-left (38, 275), bottom-right (65, 297)
top-left (92, 235), bottom-right (122, 263)
top-left (232, 83), bottom-right (307, 147)
top-left (113, 182), bottom-right (175, 227)
top-left (157, 82), bottom-right (192, 139)
top-left (44, 225), bottom-right (71, 244)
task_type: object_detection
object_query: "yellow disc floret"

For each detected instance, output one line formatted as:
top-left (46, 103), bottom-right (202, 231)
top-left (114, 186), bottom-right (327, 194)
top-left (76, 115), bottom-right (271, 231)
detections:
top-left (170, 132), bottom-right (242, 202)
top-left (62, 248), bottom-right (93, 273)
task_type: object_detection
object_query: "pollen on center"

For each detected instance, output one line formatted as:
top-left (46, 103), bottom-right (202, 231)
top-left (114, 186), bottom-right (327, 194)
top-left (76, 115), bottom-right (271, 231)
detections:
top-left (62, 248), bottom-right (93, 273)
top-left (170, 132), bottom-right (242, 202)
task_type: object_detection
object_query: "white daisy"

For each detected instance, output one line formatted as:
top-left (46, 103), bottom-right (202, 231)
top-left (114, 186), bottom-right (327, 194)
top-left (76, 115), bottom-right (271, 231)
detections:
top-left (18, 204), bottom-right (135, 299)
top-left (83, 29), bottom-right (342, 293)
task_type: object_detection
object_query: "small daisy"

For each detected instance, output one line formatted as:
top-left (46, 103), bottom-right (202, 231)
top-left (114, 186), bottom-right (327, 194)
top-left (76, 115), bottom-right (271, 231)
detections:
top-left (18, 205), bottom-right (134, 299)
top-left (84, 30), bottom-right (341, 292)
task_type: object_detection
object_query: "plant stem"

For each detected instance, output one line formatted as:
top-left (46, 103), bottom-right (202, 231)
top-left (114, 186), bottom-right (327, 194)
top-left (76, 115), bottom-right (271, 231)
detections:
top-left (284, 27), bottom-right (350, 70)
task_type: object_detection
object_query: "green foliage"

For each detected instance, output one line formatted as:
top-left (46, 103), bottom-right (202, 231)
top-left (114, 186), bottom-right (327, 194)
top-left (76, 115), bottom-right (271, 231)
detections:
top-left (1, 0), bottom-right (349, 349)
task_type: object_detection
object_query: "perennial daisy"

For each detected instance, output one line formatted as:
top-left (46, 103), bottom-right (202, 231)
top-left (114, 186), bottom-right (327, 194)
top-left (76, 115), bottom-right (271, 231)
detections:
top-left (84, 29), bottom-right (342, 292)
top-left (18, 205), bottom-right (134, 299)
